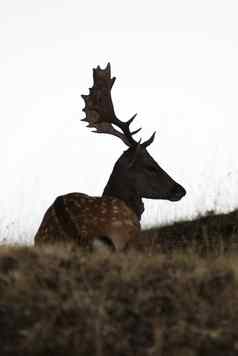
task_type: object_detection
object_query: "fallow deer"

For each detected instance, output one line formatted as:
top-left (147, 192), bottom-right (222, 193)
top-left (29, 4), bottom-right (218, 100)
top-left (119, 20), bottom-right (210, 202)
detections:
top-left (34, 63), bottom-right (186, 251)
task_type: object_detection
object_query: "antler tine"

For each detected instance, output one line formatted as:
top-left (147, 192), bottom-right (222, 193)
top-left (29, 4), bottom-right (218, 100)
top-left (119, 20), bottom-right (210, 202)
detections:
top-left (142, 131), bottom-right (156, 148)
top-left (127, 113), bottom-right (137, 125)
top-left (111, 113), bottom-right (142, 146)
top-left (91, 122), bottom-right (133, 146)
top-left (131, 127), bottom-right (142, 136)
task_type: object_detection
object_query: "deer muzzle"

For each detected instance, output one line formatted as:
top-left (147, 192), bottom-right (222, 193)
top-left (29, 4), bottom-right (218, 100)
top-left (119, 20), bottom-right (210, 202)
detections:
top-left (168, 183), bottom-right (186, 201)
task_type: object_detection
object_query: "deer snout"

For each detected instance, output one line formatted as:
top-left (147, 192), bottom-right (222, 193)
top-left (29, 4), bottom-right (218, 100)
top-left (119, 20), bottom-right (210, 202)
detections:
top-left (169, 183), bottom-right (186, 201)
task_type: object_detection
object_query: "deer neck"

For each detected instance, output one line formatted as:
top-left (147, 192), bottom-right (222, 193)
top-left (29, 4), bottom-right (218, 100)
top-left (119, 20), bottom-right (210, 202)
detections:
top-left (102, 172), bottom-right (144, 221)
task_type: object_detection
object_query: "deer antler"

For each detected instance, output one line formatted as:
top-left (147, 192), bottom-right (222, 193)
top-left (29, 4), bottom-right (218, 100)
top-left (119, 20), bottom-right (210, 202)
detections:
top-left (81, 63), bottom-right (155, 148)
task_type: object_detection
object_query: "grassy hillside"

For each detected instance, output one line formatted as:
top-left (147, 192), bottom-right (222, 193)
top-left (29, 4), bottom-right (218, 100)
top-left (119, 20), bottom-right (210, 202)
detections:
top-left (0, 209), bottom-right (238, 356)
top-left (140, 209), bottom-right (238, 255)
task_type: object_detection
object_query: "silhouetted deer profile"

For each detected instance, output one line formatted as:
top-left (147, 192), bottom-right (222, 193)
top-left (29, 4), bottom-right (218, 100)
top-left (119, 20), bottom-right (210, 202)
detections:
top-left (35, 63), bottom-right (186, 250)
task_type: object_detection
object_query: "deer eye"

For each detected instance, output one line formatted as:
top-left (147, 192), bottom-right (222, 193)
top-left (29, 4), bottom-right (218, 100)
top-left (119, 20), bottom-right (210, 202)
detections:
top-left (147, 166), bottom-right (157, 173)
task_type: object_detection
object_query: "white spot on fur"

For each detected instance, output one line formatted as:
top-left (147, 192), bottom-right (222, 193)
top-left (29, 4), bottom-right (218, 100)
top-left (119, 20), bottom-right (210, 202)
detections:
top-left (112, 220), bottom-right (123, 227)
top-left (112, 206), bottom-right (119, 213)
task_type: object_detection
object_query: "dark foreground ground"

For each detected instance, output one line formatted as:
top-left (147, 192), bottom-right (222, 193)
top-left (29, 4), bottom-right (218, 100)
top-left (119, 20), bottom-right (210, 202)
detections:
top-left (0, 209), bottom-right (238, 356)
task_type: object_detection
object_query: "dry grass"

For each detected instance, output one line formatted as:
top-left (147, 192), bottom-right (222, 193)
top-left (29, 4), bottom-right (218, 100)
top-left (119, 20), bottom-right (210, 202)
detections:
top-left (0, 209), bottom-right (238, 355)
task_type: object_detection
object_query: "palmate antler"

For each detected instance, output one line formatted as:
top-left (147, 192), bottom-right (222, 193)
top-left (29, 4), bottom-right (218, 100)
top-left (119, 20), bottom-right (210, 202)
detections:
top-left (81, 63), bottom-right (155, 148)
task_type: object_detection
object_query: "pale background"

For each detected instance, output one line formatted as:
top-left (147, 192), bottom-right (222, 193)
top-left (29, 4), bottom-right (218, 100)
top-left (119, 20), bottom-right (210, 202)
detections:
top-left (0, 1), bottom-right (237, 243)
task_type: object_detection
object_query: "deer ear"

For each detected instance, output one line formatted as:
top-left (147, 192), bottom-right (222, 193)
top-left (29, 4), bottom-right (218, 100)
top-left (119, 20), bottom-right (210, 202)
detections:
top-left (128, 140), bottom-right (142, 168)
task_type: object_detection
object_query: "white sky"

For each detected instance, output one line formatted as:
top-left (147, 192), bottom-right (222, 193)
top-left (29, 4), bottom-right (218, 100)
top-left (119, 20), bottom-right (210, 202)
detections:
top-left (0, 1), bottom-right (238, 243)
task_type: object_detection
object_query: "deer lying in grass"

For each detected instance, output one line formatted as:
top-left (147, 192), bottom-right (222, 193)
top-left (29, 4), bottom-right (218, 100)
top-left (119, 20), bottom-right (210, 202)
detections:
top-left (35, 63), bottom-right (186, 251)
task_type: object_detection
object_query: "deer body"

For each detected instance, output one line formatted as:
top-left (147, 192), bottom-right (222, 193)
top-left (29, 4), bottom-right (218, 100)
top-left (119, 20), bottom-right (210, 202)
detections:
top-left (35, 64), bottom-right (186, 250)
top-left (34, 193), bottom-right (140, 251)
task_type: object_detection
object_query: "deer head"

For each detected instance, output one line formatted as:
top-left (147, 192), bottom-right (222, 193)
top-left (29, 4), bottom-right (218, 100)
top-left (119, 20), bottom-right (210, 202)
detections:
top-left (81, 63), bottom-right (186, 220)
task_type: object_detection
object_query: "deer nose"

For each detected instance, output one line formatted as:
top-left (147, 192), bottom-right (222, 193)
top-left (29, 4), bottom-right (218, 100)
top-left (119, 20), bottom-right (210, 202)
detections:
top-left (169, 183), bottom-right (186, 201)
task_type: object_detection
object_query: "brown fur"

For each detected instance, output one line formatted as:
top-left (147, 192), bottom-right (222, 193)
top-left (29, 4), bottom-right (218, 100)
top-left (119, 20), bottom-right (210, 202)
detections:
top-left (35, 193), bottom-right (140, 251)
